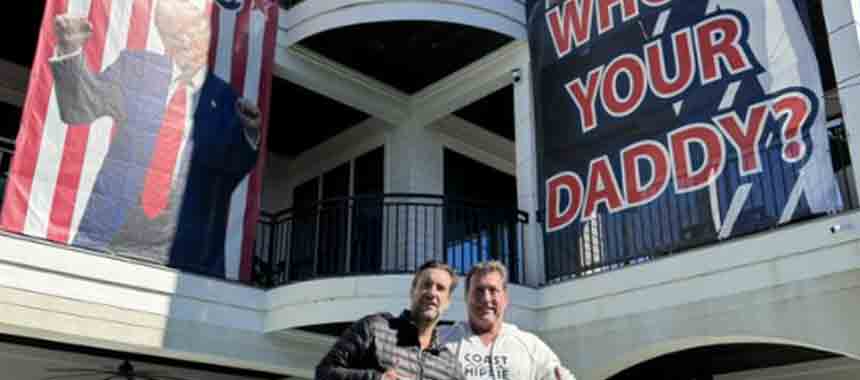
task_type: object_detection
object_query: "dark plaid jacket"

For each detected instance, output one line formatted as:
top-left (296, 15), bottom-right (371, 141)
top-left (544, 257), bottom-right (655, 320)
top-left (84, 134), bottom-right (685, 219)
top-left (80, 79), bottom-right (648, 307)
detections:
top-left (316, 310), bottom-right (460, 380)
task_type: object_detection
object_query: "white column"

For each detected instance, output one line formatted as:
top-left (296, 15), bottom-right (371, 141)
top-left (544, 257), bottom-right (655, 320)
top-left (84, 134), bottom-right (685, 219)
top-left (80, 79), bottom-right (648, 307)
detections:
top-left (383, 123), bottom-right (445, 271)
top-left (385, 123), bottom-right (444, 195)
top-left (513, 63), bottom-right (545, 286)
top-left (822, 0), bottom-right (860, 203)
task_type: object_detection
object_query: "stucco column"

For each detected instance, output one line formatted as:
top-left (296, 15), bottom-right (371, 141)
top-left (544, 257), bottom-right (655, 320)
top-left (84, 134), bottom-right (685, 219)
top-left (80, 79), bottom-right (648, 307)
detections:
top-left (513, 62), bottom-right (546, 286)
top-left (383, 122), bottom-right (445, 271)
top-left (385, 122), bottom-right (444, 196)
top-left (822, 0), bottom-right (860, 204)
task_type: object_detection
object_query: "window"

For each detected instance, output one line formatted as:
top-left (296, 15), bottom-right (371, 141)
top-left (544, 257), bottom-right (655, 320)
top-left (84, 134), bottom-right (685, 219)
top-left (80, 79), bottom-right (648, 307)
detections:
top-left (287, 146), bottom-right (384, 279)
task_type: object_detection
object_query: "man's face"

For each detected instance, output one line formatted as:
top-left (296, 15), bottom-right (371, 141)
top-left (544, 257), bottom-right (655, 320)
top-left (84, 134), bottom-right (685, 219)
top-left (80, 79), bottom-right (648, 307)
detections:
top-left (155, 0), bottom-right (211, 76)
top-left (467, 271), bottom-right (508, 333)
top-left (409, 268), bottom-right (453, 325)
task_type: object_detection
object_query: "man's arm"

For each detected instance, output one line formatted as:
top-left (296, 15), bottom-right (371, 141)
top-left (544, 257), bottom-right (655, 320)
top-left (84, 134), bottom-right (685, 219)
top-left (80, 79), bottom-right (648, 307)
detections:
top-left (532, 338), bottom-right (576, 380)
top-left (237, 98), bottom-right (261, 148)
top-left (50, 15), bottom-right (124, 125)
top-left (315, 317), bottom-right (382, 380)
top-left (223, 97), bottom-right (261, 175)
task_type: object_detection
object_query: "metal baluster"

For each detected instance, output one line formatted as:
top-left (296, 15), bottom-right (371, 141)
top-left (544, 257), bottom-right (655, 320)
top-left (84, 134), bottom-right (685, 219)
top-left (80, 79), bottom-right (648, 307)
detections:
top-left (395, 204), bottom-right (400, 271)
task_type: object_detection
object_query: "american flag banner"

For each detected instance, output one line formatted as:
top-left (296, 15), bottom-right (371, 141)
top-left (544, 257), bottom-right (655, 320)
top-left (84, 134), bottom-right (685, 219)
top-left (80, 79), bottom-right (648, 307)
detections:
top-left (0, 0), bottom-right (278, 283)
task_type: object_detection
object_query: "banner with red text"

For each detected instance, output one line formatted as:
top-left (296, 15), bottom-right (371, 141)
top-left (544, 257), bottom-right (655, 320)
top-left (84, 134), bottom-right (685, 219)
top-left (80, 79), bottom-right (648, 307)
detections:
top-left (527, 0), bottom-right (842, 277)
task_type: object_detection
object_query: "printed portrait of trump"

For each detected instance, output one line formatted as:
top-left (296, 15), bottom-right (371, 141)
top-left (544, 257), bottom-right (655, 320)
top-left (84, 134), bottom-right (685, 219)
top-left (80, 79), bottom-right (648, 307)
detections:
top-left (50, 0), bottom-right (263, 276)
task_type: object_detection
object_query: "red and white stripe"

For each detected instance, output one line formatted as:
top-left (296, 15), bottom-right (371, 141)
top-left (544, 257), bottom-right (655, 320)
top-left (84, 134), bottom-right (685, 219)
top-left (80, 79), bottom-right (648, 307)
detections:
top-left (217, 0), bottom-right (278, 282)
top-left (1, 0), bottom-right (276, 282)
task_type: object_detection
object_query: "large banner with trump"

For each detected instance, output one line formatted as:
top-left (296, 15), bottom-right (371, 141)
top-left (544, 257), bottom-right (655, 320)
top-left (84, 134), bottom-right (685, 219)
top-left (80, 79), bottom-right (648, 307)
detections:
top-left (0, 0), bottom-right (278, 282)
top-left (527, 0), bottom-right (843, 277)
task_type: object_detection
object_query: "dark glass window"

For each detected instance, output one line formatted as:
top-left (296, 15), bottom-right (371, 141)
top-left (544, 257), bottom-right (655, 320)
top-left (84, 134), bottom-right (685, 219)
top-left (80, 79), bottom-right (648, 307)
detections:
top-left (353, 147), bottom-right (384, 195)
top-left (443, 149), bottom-right (518, 277)
top-left (444, 149), bottom-right (516, 204)
top-left (351, 147), bottom-right (385, 273)
top-left (317, 163), bottom-right (350, 276)
top-left (286, 147), bottom-right (386, 279)
top-left (0, 102), bottom-right (21, 141)
top-left (805, 0), bottom-right (836, 93)
top-left (289, 178), bottom-right (319, 281)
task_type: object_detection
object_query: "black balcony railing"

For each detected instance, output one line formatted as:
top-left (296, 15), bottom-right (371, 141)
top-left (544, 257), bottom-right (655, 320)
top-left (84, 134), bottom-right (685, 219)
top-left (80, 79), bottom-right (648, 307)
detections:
top-left (0, 137), bottom-right (527, 286)
top-left (252, 193), bottom-right (528, 287)
top-left (542, 122), bottom-right (859, 283)
top-left (1, 124), bottom-right (857, 287)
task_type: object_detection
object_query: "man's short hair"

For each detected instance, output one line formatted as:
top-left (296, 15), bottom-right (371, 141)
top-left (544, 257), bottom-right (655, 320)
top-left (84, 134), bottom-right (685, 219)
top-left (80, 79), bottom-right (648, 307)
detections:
top-left (411, 260), bottom-right (459, 295)
top-left (464, 260), bottom-right (508, 296)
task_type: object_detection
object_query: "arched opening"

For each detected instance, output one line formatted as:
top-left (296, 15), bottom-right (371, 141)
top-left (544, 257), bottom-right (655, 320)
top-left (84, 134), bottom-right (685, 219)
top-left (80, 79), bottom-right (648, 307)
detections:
top-left (608, 343), bottom-right (856, 380)
top-left (258, 15), bottom-right (523, 285)
top-left (279, 0), bottom-right (526, 47)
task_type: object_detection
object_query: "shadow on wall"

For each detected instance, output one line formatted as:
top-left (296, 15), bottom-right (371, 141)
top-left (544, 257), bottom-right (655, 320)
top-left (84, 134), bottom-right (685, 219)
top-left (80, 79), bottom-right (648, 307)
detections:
top-left (605, 341), bottom-right (856, 380)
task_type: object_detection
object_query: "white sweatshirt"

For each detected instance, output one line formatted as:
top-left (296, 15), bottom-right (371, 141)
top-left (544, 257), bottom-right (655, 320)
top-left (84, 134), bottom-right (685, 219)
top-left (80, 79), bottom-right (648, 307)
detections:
top-left (439, 322), bottom-right (576, 380)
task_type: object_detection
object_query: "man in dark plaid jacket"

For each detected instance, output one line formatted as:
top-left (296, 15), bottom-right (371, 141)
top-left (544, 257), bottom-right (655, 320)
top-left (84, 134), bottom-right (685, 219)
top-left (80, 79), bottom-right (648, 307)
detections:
top-left (316, 261), bottom-right (461, 380)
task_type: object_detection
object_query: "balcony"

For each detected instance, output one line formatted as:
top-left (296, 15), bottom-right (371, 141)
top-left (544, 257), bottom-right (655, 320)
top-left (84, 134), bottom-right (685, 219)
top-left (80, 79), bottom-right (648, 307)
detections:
top-left (1, 133), bottom-right (526, 287)
top-left (253, 193), bottom-right (528, 287)
top-left (1, 120), bottom-right (857, 288)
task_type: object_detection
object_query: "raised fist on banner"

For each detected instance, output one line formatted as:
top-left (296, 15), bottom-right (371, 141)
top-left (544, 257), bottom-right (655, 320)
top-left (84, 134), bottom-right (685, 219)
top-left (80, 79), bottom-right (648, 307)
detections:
top-left (53, 15), bottom-right (92, 56)
top-left (236, 98), bottom-right (261, 130)
top-left (237, 98), bottom-right (262, 146)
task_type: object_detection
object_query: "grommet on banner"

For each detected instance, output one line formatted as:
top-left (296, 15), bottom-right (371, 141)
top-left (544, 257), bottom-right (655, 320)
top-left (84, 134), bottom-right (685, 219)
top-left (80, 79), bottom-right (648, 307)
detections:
top-left (511, 68), bottom-right (522, 83)
top-left (829, 223), bottom-right (856, 234)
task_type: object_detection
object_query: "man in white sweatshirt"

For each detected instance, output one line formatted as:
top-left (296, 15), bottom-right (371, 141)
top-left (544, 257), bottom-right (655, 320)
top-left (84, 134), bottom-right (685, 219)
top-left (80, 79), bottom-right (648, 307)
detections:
top-left (441, 260), bottom-right (576, 380)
